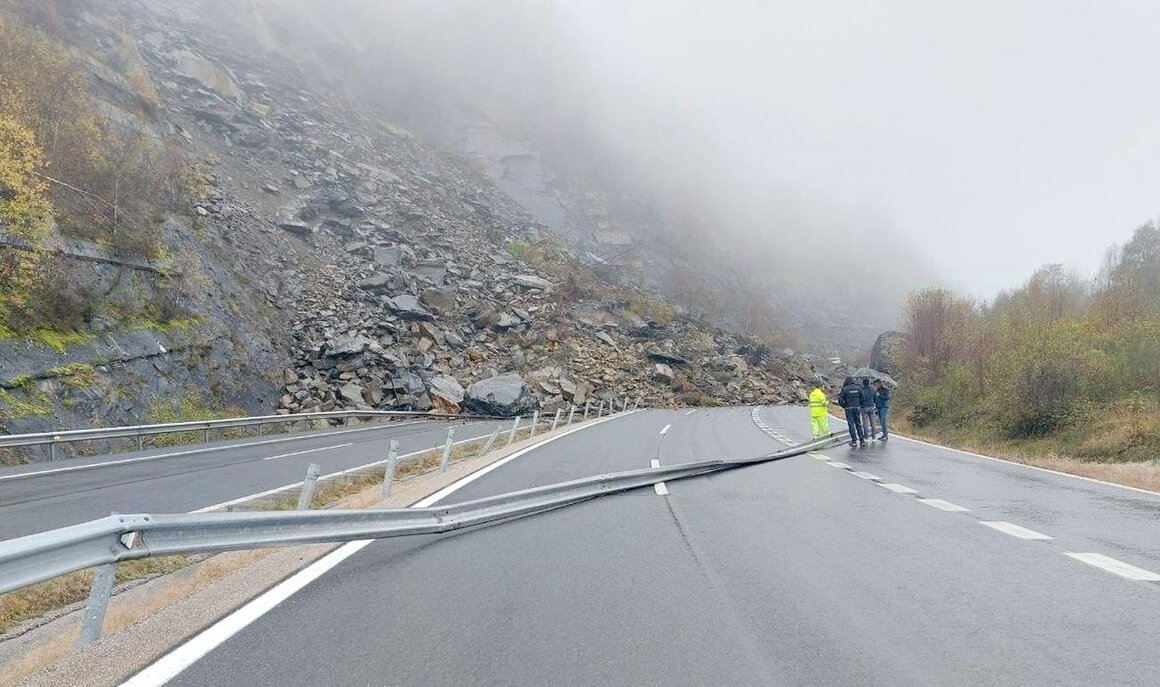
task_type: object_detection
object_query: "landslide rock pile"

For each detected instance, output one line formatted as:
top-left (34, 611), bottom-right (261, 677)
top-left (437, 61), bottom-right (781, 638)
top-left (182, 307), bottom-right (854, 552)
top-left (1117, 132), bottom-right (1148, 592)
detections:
top-left (116, 1), bottom-right (827, 417)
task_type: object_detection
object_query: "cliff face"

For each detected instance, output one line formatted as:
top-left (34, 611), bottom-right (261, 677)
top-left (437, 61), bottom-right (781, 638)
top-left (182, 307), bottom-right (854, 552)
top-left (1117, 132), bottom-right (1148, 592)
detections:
top-left (0, 0), bottom-right (829, 458)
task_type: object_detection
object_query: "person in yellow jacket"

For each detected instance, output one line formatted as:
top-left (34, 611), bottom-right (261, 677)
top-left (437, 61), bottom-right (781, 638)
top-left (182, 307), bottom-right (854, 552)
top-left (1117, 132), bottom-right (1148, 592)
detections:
top-left (808, 386), bottom-right (830, 438)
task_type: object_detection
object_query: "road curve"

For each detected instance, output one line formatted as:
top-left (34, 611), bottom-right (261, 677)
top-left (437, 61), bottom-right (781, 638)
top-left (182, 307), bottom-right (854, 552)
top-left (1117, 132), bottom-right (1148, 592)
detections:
top-left (126, 406), bottom-right (1160, 686)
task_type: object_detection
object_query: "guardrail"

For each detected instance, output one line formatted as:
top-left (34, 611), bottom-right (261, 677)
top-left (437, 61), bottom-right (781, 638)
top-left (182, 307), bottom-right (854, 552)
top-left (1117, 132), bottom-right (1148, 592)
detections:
top-left (0, 432), bottom-right (841, 596)
top-left (0, 397), bottom-right (641, 461)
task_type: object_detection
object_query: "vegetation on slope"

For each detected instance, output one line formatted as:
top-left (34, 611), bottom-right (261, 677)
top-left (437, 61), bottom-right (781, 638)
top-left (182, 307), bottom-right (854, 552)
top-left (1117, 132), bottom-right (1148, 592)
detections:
top-left (895, 223), bottom-right (1160, 468)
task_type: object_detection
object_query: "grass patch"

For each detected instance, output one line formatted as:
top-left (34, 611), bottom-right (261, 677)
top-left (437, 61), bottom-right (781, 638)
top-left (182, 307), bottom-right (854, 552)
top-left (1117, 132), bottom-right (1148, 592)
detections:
top-left (0, 388), bottom-right (52, 420)
top-left (0, 325), bottom-right (94, 354)
top-left (0, 557), bottom-right (190, 636)
top-left (47, 363), bottom-right (98, 388)
top-left (128, 316), bottom-right (200, 334)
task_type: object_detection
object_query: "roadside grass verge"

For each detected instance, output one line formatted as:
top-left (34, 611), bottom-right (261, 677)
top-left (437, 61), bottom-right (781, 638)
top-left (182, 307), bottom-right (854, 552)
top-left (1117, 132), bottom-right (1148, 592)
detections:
top-left (888, 410), bottom-right (1160, 494)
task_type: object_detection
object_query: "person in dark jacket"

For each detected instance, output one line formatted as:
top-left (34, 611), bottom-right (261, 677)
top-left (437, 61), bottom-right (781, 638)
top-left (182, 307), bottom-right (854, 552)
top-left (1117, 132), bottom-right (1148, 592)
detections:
top-left (860, 378), bottom-right (878, 441)
top-left (874, 380), bottom-right (891, 441)
top-left (837, 377), bottom-right (865, 447)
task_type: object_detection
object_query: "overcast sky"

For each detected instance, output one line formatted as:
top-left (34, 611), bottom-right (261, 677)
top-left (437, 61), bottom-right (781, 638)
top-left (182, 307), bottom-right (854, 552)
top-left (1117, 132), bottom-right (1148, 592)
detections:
top-left (551, 0), bottom-right (1160, 295)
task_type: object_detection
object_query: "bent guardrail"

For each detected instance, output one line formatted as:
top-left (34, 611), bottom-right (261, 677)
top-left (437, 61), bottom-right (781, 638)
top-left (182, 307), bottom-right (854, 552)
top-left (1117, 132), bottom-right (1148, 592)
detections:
top-left (0, 432), bottom-right (842, 596)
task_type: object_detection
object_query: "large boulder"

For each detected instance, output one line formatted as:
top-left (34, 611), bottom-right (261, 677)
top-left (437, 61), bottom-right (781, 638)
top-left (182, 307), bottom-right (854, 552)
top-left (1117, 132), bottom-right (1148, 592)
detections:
top-left (464, 373), bottom-right (538, 417)
top-left (512, 274), bottom-right (553, 290)
top-left (870, 331), bottom-right (906, 375)
top-left (420, 287), bottom-right (457, 314)
top-left (325, 333), bottom-right (374, 358)
top-left (387, 295), bottom-right (435, 320)
top-left (428, 375), bottom-right (466, 413)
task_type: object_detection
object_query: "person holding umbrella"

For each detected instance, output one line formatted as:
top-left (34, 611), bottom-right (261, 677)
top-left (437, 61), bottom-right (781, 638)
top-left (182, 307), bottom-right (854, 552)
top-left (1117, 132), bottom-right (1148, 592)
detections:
top-left (874, 379), bottom-right (891, 441)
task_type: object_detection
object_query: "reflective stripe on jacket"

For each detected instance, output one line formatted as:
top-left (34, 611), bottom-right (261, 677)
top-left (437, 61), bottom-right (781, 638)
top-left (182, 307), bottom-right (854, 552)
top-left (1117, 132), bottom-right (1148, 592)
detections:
top-left (808, 388), bottom-right (828, 417)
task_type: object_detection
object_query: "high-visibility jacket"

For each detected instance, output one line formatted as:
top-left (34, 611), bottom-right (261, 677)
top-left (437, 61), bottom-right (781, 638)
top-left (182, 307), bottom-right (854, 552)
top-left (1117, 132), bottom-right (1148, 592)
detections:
top-left (808, 388), bottom-right (828, 417)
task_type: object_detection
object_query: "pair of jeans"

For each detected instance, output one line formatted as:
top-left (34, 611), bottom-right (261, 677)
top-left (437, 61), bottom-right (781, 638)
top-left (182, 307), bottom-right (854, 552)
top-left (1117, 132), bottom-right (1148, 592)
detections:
top-left (862, 408), bottom-right (877, 438)
top-left (844, 407), bottom-right (864, 443)
top-left (878, 408), bottom-right (889, 439)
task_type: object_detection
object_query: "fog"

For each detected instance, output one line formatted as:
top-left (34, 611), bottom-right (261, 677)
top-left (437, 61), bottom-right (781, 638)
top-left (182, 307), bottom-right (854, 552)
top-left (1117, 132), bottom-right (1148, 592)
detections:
top-left (228, 0), bottom-right (1160, 311)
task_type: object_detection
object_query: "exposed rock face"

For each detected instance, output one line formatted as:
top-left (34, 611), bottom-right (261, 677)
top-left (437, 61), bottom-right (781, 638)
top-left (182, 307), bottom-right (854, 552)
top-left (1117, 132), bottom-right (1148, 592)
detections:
top-left (464, 374), bottom-right (538, 416)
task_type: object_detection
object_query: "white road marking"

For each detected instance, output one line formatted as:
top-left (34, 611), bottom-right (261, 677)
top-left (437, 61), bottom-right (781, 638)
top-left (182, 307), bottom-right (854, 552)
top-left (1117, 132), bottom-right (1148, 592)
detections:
top-left (828, 461), bottom-right (853, 469)
top-left (863, 418), bottom-right (1160, 498)
top-left (980, 521), bottom-right (1053, 540)
top-left (1064, 552), bottom-right (1160, 582)
top-left (650, 459), bottom-right (661, 468)
top-left (879, 483), bottom-right (918, 494)
top-left (918, 498), bottom-right (970, 512)
top-left (654, 482), bottom-right (669, 496)
top-left (260, 443), bottom-right (353, 461)
top-left (684, 410), bottom-right (696, 416)
top-left (0, 421), bottom-right (430, 482)
top-left (191, 430), bottom-right (499, 512)
top-left (123, 413), bottom-right (630, 686)
top-left (659, 424), bottom-right (671, 436)
top-left (850, 471), bottom-right (882, 481)
top-left (809, 453), bottom-right (830, 461)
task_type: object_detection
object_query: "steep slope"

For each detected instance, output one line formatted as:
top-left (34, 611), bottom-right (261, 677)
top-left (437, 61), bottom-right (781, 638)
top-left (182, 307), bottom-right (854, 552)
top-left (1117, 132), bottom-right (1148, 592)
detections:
top-left (0, 1), bottom-right (825, 458)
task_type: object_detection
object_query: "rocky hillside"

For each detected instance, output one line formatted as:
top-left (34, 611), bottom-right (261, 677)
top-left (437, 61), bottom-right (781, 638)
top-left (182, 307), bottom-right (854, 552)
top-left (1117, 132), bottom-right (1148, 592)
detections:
top-left (0, 0), bottom-right (825, 452)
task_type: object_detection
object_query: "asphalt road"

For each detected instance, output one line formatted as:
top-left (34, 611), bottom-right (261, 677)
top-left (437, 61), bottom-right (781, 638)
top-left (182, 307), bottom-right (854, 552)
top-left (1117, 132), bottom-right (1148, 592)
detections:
top-left (140, 407), bottom-right (1160, 685)
top-left (0, 418), bottom-right (509, 540)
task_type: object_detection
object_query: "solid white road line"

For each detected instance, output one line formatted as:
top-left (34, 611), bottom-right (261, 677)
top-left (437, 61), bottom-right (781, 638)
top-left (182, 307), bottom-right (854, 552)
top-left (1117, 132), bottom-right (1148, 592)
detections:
top-left (123, 413), bottom-right (631, 687)
top-left (0, 421), bottom-right (431, 482)
top-left (980, 521), bottom-right (1053, 540)
top-left (810, 453), bottom-right (830, 461)
top-left (260, 443), bottom-right (353, 461)
top-left (828, 461), bottom-right (853, 469)
top-left (1063, 552), bottom-right (1160, 582)
top-left (879, 483), bottom-right (918, 494)
top-left (850, 471), bottom-right (882, 481)
top-left (659, 424), bottom-right (671, 436)
top-left (654, 482), bottom-right (670, 496)
top-left (918, 498), bottom-right (970, 512)
top-left (191, 430), bottom-right (498, 513)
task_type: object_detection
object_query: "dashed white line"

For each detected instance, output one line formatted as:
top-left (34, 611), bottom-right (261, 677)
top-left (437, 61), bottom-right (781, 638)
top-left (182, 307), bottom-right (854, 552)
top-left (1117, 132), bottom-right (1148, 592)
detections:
top-left (1064, 552), bottom-right (1160, 582)
top-left (659, 424), bottom-right (671, 436)
top-left (684, 410), bottom-right (696, 416)
top-left (261, 443), bottom-right (353, 461)
top-left (850, 471), bottom-right (882, 481)
top-left (918, 498), bottom-right (970, 512)
top-left (828, 461), bottom-right (853, 469)
top-left (879, 483), bottom-right (918, 494)
top-left (654, 482), bottom-right (670, 496)
top-left (650, 459), bottom-right (661, 468)
top-left (809, 453), bottom-right (830, 461)
top-left (981, 521), bottom-right (1053, 540)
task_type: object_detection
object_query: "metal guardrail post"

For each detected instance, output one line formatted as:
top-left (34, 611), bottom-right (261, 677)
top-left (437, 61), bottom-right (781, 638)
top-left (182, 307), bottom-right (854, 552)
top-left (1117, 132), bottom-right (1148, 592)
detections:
top-left (136, 431), bottom-right (143, 451)
top-left (297, 463), bottom-right (321, 510)
top-left (530, 411), bottom-right (539, 439)
top-left (479, 427), bottom-right (500, 457)
top-left (583, 401), bottom-right (590, 422)
top-left (76, 563), bottom-right (116, 649)
top-left (550, 408), bottom-right (561, 432)
top-left (257, 422), bottom-right (263, 437)
top-left (382, 440), bottom-right (399, 497)
top-left (597, 400), bottom-right (605, 418)
top-left (203, 427), bottom-right (210, 443)
top-left (567, 404), bottom-right (576, 425)
top-left (634, 397), bottom-right (640, 410)
top-left (439, 428), bottom-right (456, 473)
top-left (506, 417), bottom-right (520, 446)
top-left (49, 439), bottom-right (57, 461)
top-left (622, 398), bottom-right (629, 413)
